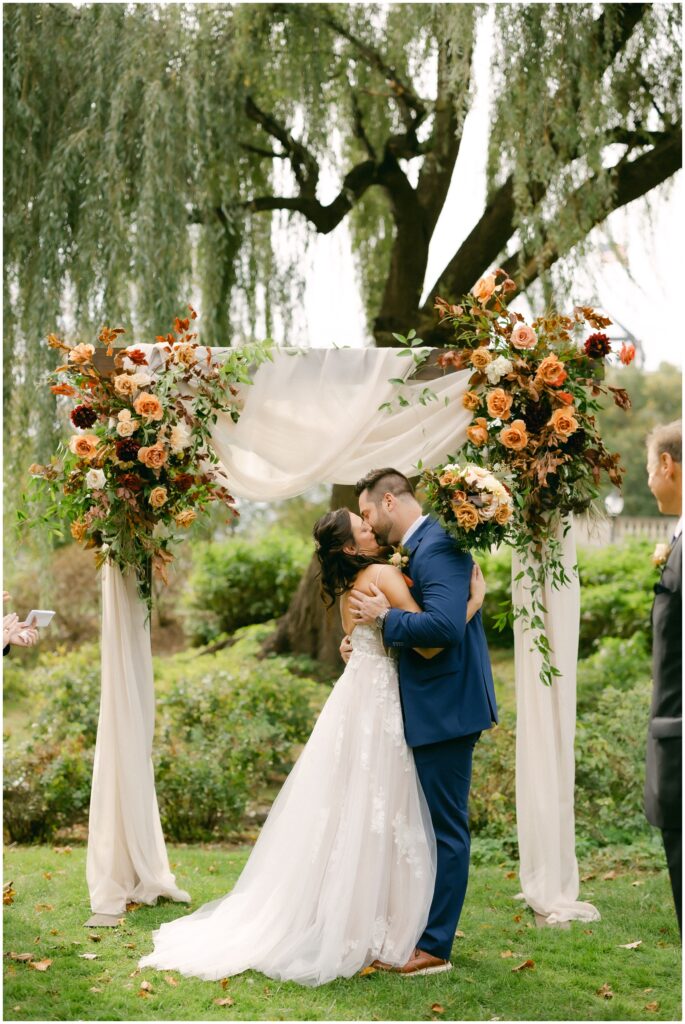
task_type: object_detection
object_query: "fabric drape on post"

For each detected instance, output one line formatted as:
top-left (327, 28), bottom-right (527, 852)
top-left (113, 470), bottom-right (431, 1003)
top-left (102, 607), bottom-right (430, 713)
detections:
top-left (512, 520), bottom-right (599, 923)
top-left (87, 564), bottom-right (189, 915)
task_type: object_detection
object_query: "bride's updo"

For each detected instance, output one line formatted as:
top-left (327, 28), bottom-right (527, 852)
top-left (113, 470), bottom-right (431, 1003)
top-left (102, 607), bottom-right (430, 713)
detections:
top-left (313, 508), bottom-right (384, 608)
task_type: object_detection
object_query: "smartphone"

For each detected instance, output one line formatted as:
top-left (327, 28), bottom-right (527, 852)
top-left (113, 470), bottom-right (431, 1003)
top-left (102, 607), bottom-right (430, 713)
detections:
top-left (25, 610), bottom-right (56, 628)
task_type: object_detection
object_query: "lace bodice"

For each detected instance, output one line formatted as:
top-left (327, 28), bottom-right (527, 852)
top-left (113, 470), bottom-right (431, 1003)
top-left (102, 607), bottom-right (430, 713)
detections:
top-left (350, 623), bottom-right (393, 660)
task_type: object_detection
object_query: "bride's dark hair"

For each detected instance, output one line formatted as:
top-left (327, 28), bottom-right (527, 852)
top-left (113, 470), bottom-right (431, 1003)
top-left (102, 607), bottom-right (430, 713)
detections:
top-left (313, 508), bottom-right (385, 608)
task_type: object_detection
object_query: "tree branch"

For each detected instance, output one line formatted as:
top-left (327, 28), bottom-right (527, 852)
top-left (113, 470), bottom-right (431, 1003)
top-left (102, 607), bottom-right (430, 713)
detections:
top-left (245, 95), bottom-right (319, 196)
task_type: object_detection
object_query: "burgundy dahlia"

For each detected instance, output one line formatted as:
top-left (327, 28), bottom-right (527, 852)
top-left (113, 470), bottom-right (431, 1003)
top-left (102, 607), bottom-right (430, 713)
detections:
top-left (116, 438), bottom-right (141, 462)
top-left (70, 404), bottom-right (97, 429)
top-left (584, 332), bottom-right (611, 358)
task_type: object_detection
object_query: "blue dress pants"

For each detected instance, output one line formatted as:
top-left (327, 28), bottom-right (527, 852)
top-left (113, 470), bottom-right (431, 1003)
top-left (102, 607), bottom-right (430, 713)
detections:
top-left (412, 732), bottom-right (481, 960)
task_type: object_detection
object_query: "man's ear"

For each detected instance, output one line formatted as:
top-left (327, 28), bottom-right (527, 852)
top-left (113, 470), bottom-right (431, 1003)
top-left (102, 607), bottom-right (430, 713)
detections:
top-left (661, 451), bottom-right (675, 476)
top-left (383, 491), bottom-right (395, 511)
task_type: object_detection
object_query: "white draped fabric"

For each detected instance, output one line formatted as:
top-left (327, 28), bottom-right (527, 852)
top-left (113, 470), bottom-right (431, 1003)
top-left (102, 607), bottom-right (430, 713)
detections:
top-left (512, 523), bottom-right (599, 924)
top-left (89, 346), bottom-right (594, 928)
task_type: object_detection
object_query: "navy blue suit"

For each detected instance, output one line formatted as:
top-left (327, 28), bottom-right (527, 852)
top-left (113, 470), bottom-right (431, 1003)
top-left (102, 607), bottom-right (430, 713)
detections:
top-left (383, 517), bottom-right (498, 959)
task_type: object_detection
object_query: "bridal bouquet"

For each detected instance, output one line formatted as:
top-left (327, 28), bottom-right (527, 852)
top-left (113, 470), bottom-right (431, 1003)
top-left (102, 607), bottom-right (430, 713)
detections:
top-left (24, 308), bottom-right (271, 609)
top-left (421, 462), bottom-right (514, 551)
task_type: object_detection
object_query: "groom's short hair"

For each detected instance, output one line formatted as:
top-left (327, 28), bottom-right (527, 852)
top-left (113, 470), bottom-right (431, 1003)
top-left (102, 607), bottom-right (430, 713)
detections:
top-left (354, 468), bottom-right (414, 502)
top-left (647, 420), bottom-right (682, 463)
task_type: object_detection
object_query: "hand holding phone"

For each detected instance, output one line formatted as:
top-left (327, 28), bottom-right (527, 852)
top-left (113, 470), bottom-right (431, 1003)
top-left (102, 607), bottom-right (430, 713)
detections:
top-left (24, 610), bottom-right (56, 629)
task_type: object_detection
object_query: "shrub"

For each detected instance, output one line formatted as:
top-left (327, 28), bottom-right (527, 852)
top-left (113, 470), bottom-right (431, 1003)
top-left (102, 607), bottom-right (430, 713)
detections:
top-left (184, 529), bottom-right (311, 644)
top-left (576, 632), bottom-right (651, 714)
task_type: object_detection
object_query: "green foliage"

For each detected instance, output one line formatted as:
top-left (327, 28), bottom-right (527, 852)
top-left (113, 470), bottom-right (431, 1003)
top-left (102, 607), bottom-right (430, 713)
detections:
top-left (576, 632), bottom-right (651, 714)
top-left (595, 363), bottom-right (683, 515)
top-left (3, 626), bottom-right (322, 843)
top-left (184, 529), bottom-right (311, 644)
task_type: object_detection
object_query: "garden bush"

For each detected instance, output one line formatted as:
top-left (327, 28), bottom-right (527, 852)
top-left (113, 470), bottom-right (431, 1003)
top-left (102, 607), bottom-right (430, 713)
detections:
top-left (3, 626), bottom-right (324, 843)
top-left (576, 632), bottom-right (651, 714)
top-left (184, 529), bottom-right (311, 644)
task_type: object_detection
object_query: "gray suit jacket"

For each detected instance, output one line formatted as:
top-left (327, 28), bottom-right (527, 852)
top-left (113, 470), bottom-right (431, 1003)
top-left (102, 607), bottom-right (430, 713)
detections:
top-left (645, 532), bottom-right (682, 829)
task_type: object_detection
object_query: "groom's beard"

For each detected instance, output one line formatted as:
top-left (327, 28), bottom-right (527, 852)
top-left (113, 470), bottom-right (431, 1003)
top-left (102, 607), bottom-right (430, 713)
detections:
top-left (371, 511), bottom-right (394, 547)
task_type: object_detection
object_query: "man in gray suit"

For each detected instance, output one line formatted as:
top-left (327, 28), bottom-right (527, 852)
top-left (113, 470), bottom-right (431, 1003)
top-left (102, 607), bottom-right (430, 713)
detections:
top-left (645, 419), bottom-right (682, 933)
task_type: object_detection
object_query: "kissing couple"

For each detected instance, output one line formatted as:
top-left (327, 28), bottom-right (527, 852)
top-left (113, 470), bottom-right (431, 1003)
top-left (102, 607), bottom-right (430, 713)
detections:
top-left (139, 468), bottom-right (498, 986)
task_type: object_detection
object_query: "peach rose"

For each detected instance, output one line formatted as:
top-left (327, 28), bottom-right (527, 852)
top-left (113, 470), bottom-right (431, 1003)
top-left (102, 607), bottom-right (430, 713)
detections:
top-left (149, 486), bottom-right (168, 509)
top-left (171, 343), bottom-right (197, 367)
top-left (453, 502), bottom-right (480, 531)
top-left (499, 419), bottom-right (529, 451)
top-left (439, 470), bottom-right (460, 486)
top-left (466, 417), bottom-right (489, 447)
top-left (486, 388), bottom-right (513, 420)
top-left (68, 433), bottom-right (100, 460)
top-left (549, 407), bottom-right (579, 438)
top-left (494, 504), bottom-right (512, 525)
top-left (68, 343), bottom-right (95, 365)
top-left (462, 391), bottom-right (482, 412)
top-left (113, 373), bottom-right (139, 398)
top-left (133, 392), bottom-right (164, 422)
top-left (116, 409), bottom-right (139, 437)
top-left (510, 323), bottom-right (538, 350)
top-left (174, 508), bottom-right (197, 528)
top-left (535, 354), bottom-right (568, 388)
top-left (137, 442), bottom-right (168, 469)
top-left (470, 348), bottom-right (492, 370)
top-left (70, 519), bottom-right (88, 542)
top-left (472, 274), bottom-right (496, 303)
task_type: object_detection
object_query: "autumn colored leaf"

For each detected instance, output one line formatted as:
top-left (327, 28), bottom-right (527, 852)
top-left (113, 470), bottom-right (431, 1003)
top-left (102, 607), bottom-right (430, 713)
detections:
top-left (214, 997), bottom-right (235, 1006)
top-left (219, 977), bottom-right (230, 989)
top-left (596, 983), bottom-right (614, 999)
top-left (140, 980), bottom-right (153, 992)
top-left (79, 953), bottom-right (99, 960)
top-left (645, 1001), bottom-right (660, 1012)
top-left (87, 933), bottom-right (102, 943)
top-left (126, 902), bottom-right (143, 912)
top-left (511, 959), bottom-right (535, 972)
top-left (455, 930), bottom-right (465, 938)
top-left (123, 943), bottom-right (136, 949)
top-left (34, 904), bottom-right (53, 912)
top-left (165, 975), bottom-right (179, 987)
top-left (602, 870), bottom-right (618, 880)
top-left (3, 882), bottom-right (15, 905)
top-left (431, 1004), bottom-right (445, 1014)
top-left (500, 950), bottom-right (514, 959)
top-left (90, 987), bottom-right (103, 993)
top-left (618, 940), bottom-right (642, 949)
top-left (359, 965), bottom-right (376, 976)
top-left (8, 952), bottom-right (34, 962)
top-left (29, 959), bottom-right (52, 972)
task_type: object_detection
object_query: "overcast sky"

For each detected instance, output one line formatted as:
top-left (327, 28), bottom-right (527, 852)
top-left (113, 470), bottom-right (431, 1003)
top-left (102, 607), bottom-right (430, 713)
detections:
top-left (298, 14), bottom-right (683, 373)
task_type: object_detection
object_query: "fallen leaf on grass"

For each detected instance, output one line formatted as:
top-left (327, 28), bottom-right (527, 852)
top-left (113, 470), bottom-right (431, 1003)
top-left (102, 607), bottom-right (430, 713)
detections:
top-left (123, 943), bottom-right (136, 950)
top-left (455, 930), bottom-right (465, 938)
top-left (602, 870), bottom-right (618, 881)
top-left (505, 871), bottom-right (516, 879)
top-left (88, 933), bottom-right (102, 943)
top-left (511, 959), bottom-right (535, 972)
top-left (90, 987), bottom-right (103, 993)
top-left (8, 952), bottom-right (34, 962)
top-left (618, 940), bottom-right (642, 949)
top-left (631, 880), bottom-right (644, 887)
top-left (139, 980), bottom-right (153, 995)
top-left (583, 930), bottom-right (593, 935)
top-left (165, 975), bottom-right (179, 987)
top-left (29, 959), bottom-right (52, 972)
top-left (220, 977), bottom-right (230, 990)
top-left (580, 872), bottom-right (595, 882)
top-left (208, 865), bottom-right (217, 873)
top-left (43, 872), bottom-right (52, 880)
top-left (645, 1002), bottom-right (660, 1012)
top-left (50, 929), bottom-right (60, 937)
top-left (644, 988), bottom-right (654, 993)
top-left (500, 950), bottom-right (514, 959)
top-left (431, 1003), bottom-right (445, 1014)
top-left (33, 936), bottom-right (41, 945)
top-left (126, 902), bottom-right (143, 912)
top-left (214, 997), bottom-right (235, 1006)
top-left (3, 882), bottom-right (15, 905)
top-left (78, 953), bottom-right (99, 960)
top-left (596, 983), bottom-right (614, 999)
top-left (34, 904), bottom-right (53, 912)
top-left (512, 914), bottom-right (522, 923)
top-left (359, 966), bottom-right (376, 976)
top-left (52, 846), bottom-right (72, 855)
top-left (129, 968), bottom-right (141, 977)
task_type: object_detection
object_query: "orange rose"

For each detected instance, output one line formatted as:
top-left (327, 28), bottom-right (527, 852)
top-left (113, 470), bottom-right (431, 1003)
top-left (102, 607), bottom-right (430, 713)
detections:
top-left (510, 323), bottom-right (538, 350)
top-left (149, 486), bottom-right (168, 508)
top-left (171, 343), bottom-right (198, 367)
top-left (535, 354), bottom-right (568, 388)
top-left (133, 392), bottom-right (164, 422)
top-left (70, 519), bottom-right (88, 542)
top-left (439, 470), bottom-right (459, 486)
top-left (499, 419), bottom-right (528, 451)
top-left (138, 443), bottom-right (168, 469)
top-left (174, 508), bottom-right (197, 528)
top-left (466, 417), bottom-right (489, 447)
top-left (68, 343), bottom-right (95, 365)
top-left (453, 502), bottom-right (480, 531)
top-left (470, 348), bottom-right (492, 370)
top-left (556, 391), bottom-right (574, 405)
top-left (472, 274), bottom-right (496, 303)
top-left (549, 407), bottom-right (579, 438)
top-left (113, 373), bottom-right (139, 397)
top-left (494, 504), bottom-right (512, 525)
top-left (462, 391), bottom-right (482, 412)
top-left (486, 388), bottom-right (513, 420)
top-left (68, 434), bottom-right (99, 460)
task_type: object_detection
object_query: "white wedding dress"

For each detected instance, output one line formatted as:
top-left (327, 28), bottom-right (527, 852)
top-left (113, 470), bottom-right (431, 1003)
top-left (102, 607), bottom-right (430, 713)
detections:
top-left (139, 624), bottom-right (436, 986)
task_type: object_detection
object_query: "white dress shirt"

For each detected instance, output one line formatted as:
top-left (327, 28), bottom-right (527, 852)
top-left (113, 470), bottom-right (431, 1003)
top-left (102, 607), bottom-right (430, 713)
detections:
top-left (401, 514), bottom-right (429, 547)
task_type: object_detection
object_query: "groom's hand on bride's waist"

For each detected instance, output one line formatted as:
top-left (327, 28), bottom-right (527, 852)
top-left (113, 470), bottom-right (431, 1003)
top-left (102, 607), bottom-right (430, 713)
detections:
top-left (340, 634), bottom-right (353, 663)
top-left (348, 584), bottom-right (390, 626)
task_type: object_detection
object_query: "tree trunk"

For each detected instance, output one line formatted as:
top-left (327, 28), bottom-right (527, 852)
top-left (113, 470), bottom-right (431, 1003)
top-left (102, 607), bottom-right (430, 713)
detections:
top-left (263, 483), bottom-right (358, 670)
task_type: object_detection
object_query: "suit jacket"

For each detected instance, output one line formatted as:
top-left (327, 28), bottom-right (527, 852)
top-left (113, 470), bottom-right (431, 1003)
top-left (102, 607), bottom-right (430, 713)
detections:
top-left (382, 518), bottom-right (498, 748)
top-left (645, 531), bottom-right (682, 829)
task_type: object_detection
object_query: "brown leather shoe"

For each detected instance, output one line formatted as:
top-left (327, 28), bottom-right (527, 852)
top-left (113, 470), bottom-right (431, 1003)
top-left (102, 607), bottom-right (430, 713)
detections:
top-left (369, 958), bottom-right (396, 972)
top-left (398, 947), bottom-right (452, 976)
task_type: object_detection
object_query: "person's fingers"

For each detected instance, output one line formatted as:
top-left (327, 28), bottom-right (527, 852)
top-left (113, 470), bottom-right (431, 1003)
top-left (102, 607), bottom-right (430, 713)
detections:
top-left (369, 583), bottom-right (382, 594)
top-left (3, 591), bottom-right (10, 602)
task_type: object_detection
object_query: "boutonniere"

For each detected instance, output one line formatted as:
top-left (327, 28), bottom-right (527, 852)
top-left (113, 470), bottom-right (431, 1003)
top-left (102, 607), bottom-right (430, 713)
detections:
top-left (652, 542), bottom-right (672, 569)
top-left (389, 545), bottom-right (413, 586)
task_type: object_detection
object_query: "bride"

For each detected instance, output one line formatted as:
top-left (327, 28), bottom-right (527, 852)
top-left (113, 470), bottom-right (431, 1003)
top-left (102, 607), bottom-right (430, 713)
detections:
top-left (139, 508), bottom-right (483, 987)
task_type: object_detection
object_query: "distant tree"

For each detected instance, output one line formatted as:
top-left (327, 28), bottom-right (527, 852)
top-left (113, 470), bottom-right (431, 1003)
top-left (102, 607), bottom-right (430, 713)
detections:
top-left (596, 363), bottom-right (682, 516)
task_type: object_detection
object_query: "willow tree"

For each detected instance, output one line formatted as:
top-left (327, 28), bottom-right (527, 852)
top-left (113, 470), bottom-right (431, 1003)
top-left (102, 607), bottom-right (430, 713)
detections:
top-left (4, 2), bottom-right (681, 660)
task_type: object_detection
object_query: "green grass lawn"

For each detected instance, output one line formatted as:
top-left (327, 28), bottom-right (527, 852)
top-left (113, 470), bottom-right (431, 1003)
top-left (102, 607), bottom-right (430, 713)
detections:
top-left (3, 842), bottom-right (680, 1021)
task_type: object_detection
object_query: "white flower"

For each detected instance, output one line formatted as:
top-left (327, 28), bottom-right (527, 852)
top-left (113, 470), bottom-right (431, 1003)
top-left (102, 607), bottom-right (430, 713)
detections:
top-left (131, 371), bottom-right (154, 388)
top-left (116, 409), bottom-right (139, 437)
top-left (85, 468), bottom-right (106, 490)
top-left (169, 422), bottom-right (192, 453)
top-left (652, 542), bottom-right (671, 567)
top-left (485, 356), bottom-right (514, 384)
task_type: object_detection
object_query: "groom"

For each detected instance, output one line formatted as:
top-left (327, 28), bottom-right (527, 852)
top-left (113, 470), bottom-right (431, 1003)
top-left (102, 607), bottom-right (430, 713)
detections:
top-left (347, 467), bottom-right (498, 976)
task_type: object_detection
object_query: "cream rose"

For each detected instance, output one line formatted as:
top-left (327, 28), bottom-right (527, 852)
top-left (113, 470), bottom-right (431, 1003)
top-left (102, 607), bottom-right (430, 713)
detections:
top-left (113, 373), bottom-right (139, 398)
top-left (85, 468), bottom-right (106, 490)
top-left (68, 343), bottom-right (95, 365)
top-left (133, 392), bottom-right (164, 422)
top-left (485, 356), bottom-right (514, 384)
top-left (149, 486), bottom-right (168, 509)
top-left (510, 323), bottom-right (538, 350)
top-left (68, 434), bottom-right (99, 460)
top-left (169, 423), bottom-right (192, 453)
top-left (174, 508), bottom-right (197, 528)
top-left (116, 409), bottom-right (139, 437)
top-left (472, 274), bottom-right (496, 303)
